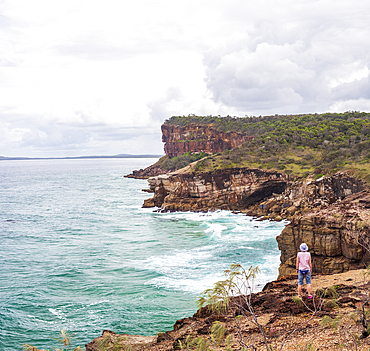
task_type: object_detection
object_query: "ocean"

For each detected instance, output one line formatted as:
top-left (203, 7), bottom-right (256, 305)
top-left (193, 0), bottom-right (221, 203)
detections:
top-left (0, 158), bottom-right (287, 350)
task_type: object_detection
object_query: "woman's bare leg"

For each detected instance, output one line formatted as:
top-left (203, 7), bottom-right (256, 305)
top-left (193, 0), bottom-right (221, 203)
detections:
top-left (307, 284), bottom-right (312, 297)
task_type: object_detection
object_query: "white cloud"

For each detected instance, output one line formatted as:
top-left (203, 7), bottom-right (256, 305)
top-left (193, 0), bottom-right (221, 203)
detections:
top-left (204, 0), bottom-right (370, 115)
top-left (0, 0), bottom-right (369, 157)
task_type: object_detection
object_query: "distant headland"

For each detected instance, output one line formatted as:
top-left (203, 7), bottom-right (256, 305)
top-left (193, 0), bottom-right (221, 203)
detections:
top-left (0, 154), bottom-right (163, 161)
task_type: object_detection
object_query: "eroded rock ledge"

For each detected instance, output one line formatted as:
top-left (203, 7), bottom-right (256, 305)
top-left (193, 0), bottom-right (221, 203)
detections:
top-left (124, 162), bottom-right (167, 179)
top-left (143, 167), bottom-right (289, 212)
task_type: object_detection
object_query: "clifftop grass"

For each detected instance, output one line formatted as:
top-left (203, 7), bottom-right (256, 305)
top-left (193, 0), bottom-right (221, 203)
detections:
top-left (164, 112), bottom-right (370, 181)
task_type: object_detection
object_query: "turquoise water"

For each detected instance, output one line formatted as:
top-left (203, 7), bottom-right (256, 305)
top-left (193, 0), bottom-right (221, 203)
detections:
top-left (0, 158), bottom-right (287, 350)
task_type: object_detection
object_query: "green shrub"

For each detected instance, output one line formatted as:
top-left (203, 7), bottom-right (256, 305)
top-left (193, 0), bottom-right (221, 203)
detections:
top-left (163, 112), bottom-right (370, 179)
top-left (321, 315), bottom-right (341, 330)
top-left (160, 152), bottom-right (209, 171)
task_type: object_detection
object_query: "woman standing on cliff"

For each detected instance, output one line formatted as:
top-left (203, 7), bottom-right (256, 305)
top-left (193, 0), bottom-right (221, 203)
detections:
top-left (296, 243), bottom-right (312, 299)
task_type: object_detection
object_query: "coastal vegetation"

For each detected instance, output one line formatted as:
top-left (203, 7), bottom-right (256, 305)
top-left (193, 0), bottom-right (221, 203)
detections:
top-left (163, 111), bottom-right (370, 181)
top-left (160, 151), bottom-right (209, 171)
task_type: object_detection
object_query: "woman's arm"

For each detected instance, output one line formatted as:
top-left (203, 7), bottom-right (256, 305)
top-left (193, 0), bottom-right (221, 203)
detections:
top-left (296, 253), bottom-right (299, 271)
top-left (309, 254), bottom-right (312, 271)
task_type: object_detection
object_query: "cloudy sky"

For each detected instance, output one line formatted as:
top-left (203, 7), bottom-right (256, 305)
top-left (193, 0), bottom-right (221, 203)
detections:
top-left (0, 0), bottom-right (369, 157)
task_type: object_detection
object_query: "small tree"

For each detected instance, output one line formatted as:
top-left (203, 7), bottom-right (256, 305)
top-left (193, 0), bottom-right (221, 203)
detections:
top-left (22, 330), bottom-right (83, 351)
top-left (198, 264), bottom-right (268, 349)
top-left (198, 264), bottom-right (324, 351)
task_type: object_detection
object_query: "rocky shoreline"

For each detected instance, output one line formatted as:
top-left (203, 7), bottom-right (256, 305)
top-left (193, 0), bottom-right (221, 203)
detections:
top-left (142, 167), bottom-right (370, 278)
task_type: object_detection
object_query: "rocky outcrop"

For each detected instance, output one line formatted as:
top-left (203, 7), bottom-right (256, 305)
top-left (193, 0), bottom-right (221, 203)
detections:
top-left (162, 124), bottom-right (252, 158)
top-left (232, 172), bottom-right (369, 277)
top-left (87, 269), bottom-right (370, 350)
top-left (125, 161), bottom-right (166, 179)
top-left (245, 172), bottom-right (366, 220)
top-left (277, 188), bottom-right (370, 277)
top-left (143, 168), bottom-right (289, 212)
top-left (86, 330), bottom-right (156, 351)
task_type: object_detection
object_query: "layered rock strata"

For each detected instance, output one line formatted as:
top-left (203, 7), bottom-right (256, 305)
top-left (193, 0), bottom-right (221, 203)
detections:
top-left (126, 123), bottom-right (252, 178)
top-left (162, 123), bottom-right (253, 158)
top-left (143, 168), bottom-right (289, 212)
top-left (245, 172), bottom-right (369, 277)
top-left (245, 173), bottom-right (366, 220)
top-left (277, 189), bottom-right (370, 277)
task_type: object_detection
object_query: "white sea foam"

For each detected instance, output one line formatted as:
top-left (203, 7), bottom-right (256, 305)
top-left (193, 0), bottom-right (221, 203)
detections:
top-left (238, 246), bottom-right (255, 250)
top-left (135, 210), bottom-right (285, 296)
top-left (158, 209), bottom-right (236, 222)
top-left (204, 223), bottom-right (227, 239)
top-left (141, 247), bottom-right (215, 277)
top-left (86, 300), bottom-right (110, 307)
top-left (231, 224), bottom-right (245, 232)
top-left (146, 272), bottom-right (225, 294)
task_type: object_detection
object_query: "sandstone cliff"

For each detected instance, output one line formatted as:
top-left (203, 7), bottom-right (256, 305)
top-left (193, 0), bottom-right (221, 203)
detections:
top-left (143, 167), bottom-right (288, 212)
top-left (126, 124), bottom-right (252, 179)
top-left (161, 124), bottom-right (252, 158)
top-left (277, 188), bottom-right (370, 277)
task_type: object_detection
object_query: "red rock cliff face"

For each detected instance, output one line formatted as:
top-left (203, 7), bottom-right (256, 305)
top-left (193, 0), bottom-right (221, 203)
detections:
top-left (162, 124), bottom-right (253, 158)
top-left (276, 179), bottom-right (370, 277)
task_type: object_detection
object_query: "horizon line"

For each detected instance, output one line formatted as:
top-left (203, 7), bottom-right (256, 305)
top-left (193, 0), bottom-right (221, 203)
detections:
top-left (0, 154), bottom-right (164, 161)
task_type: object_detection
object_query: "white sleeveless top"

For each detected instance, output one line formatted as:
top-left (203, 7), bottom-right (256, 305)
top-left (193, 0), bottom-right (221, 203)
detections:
top-left (298, 251), bottom-right (311, 271)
